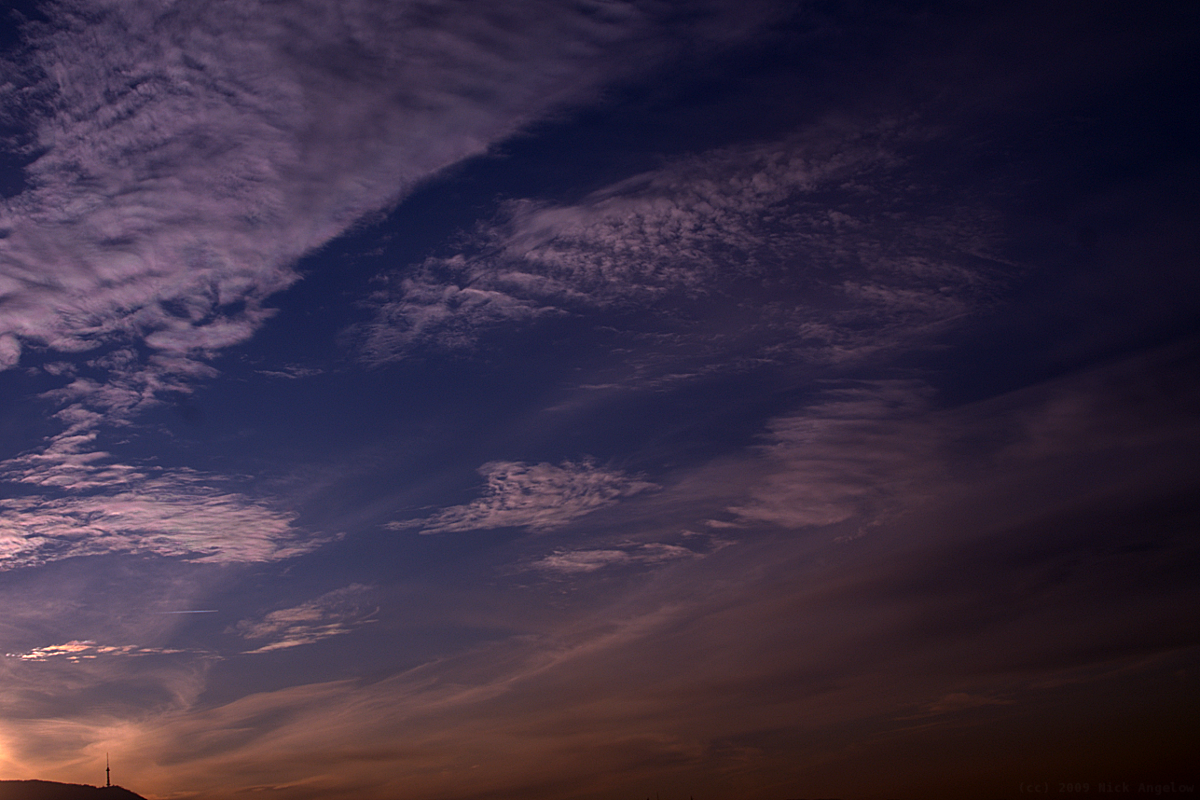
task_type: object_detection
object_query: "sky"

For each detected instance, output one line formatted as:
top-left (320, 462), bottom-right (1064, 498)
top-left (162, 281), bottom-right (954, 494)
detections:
top-left (0, 1), bottom-right (1197, 799)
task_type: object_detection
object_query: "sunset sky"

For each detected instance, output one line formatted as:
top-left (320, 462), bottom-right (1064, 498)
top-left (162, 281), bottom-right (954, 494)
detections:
top-left (0, 1), bottom-right (1197, 799)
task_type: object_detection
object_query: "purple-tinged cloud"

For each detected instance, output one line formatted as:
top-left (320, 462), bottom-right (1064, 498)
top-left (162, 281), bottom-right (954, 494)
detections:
top-left (531, 542), bottom-right (695, 574)
top-left (0, 453), bottom-right (314, 568)
top-left (391, 459), bottom-right (656, 534)
top-left (728, 381), bottom-right (942, 529)
top-left (0, 333), bottom-right (20, 368)
top-left (0, 0), bottom-right (765, 415)
top-left (5, 641), bottom-right (190, 662)
top-left (235, 585), bottom-right (377, 654)
top-left (353, 121), bottom-right (1007, 366)
top-left (0, 0), bottom-right (770, 578)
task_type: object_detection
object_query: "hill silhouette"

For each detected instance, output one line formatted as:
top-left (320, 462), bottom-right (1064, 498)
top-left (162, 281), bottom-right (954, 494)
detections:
top-left (0, 782), bottom-right (145, 800)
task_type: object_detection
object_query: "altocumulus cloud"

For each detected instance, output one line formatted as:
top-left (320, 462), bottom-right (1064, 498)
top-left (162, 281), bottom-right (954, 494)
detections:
top-left (728, 380), bottom-right (943, 530)
top-left (391, 459), bottom-right (656, 534)
top-left (0, 0), bottom-right (760, 412)
top-left (0, 0), bottom-right (760, 574)
top-left (235, 585), bottom-right (377, 654)
top-left (0, 448), bottom-right (313, 568)
top-left (354, 119), bottom-right (1006, 366)
top-left (5, 641), bottom-right (189, 662)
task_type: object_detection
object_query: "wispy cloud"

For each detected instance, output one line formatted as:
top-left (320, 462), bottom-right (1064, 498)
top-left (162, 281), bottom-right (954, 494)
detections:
top-left (0, 350), bottom-right (299, 568)
top-left (728, 381), bottom-right (942, 530)
top-left (0, 444), bottom-right (315, 568)
top-left (530, 542), bottom-right (696, 574)
top-left (25, 347), bottom-right (221, 435)
top-left (390, 459), bottom-right (656, 534)
top-left (235, 585), bottom-right (377, 654)
top-left (0, 0), bottom-right (762, 417)
top-left (5, 640), bottom-right (190, 662)
top-left (902, 692), bottom-right (1013, 719)
top-left (255, 365), bottom-right (325, 381)
top-left (353, 120), bottom-right (1006, 367)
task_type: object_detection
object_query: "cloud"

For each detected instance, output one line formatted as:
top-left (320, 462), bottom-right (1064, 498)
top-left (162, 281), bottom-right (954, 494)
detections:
top-left (391, 459), bottom-right (656, 534)
top-left (235, 585), bottom-right (377, 654)
top-left (0, 333), bottom-right (19, 368)
top-left (727, 381), bottom-right (942, 529)
top-left (0, 3), bottom-right (778, 584)
top-left (0, 0), bottom-right (766, 419)
top-left (25, 347), bottom-right (222, 434)
top-left (0, 442), bottom-right (315, 568)
top-left (35, 489), bottom-right (1198, 800)
top-left (5, 640), bottom-right (189, 662)
top-left (530, 542), bottom-right (696, 574)
top-left (255, 365), bottom-right (325, 380)
top-left (904, 692), bottom-right (1013, 719)
top-left (352, 119), bottom-right (1006, 366)
top-left (353, 267), bottom-right (560, 361)
top-left (1, 347), bottom-right (1195, 798)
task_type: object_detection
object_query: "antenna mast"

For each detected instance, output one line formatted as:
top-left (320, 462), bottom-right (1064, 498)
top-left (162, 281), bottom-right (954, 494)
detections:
top-left (106, 753), bottom-right (111, 788)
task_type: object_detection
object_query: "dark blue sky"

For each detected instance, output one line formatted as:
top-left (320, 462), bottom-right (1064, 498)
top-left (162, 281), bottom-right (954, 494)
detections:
top-left (0, 2), bottom-right (1197, 799)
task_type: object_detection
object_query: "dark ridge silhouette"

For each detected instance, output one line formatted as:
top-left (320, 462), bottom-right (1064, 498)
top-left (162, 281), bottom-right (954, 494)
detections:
top-left (0, 781), bottom-right (146, 800)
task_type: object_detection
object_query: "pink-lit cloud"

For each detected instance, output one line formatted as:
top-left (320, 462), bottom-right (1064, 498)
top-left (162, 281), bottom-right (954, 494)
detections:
top-left (727, 381), bottom-right (943, 529)
top-left (0, 450), bottom-right (315, 568)
top-left (0, 0), bottom-right (776, 584)
top-left (390, 459), bottom-right (656, 534)
top-left (5, 640), bottom-right (190, 662)
top-left (353, 121), bottom-right (1007, 367)
top-left (235, 585), bottom-right (378, 654)
top-left (0, 0), bottom-right (769, 424)
top-left (530, 542), bottom-right (696, 574)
